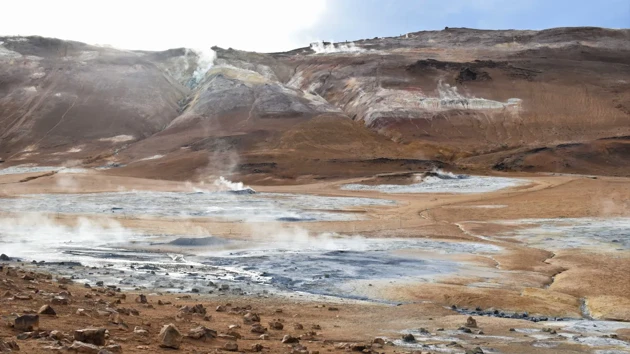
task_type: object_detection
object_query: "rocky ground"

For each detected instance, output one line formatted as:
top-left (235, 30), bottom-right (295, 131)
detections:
top-left (0, 170), bottom-right (629, 353)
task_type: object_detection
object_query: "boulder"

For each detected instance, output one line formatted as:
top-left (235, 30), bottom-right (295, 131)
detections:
top-left (158, 324), bottom-right (182, 349)
top-left (74, 328), bottom-right (107, 346)
top-left (38, 304), bottom-right (56, 316)
top-left (14, 314), bottom-right (39, 331)
top-left (0, 254), bottom-right (9, 261)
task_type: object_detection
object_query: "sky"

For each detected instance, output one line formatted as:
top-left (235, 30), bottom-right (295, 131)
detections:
top-left (1, 0), bottom-right (628, 52)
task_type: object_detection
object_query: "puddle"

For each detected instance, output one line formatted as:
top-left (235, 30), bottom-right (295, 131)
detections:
top-left (0, 191), bottom-right (395, 222)
top-left (494, 218), bottom-right (630, 250)
top-left (343, 171), bottom-right (526, 194)
top-left (0, 165), bottom-right (62, 175)
top-left (0, 216), bottom-right (502, 300)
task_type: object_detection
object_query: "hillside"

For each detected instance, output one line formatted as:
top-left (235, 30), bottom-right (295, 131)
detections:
top-left (1, 27), bottom-right (629, 182)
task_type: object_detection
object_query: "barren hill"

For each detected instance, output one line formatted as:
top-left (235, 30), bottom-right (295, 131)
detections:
top-left (1, 27), bottom-right (629, 182)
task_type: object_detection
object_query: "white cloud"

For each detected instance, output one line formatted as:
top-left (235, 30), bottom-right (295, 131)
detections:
top-left (0, 0), bottom-right (328, 52)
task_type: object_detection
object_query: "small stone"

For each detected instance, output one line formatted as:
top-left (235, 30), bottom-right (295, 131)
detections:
top-left (74, 328), bottom-right (107, 346)
top-left (282, 334), bottom-right (299, 344)
top-left (509, 328), bottom-right (516, 332)
top-left (294, 323), bottom-right (304, 330)
top-left (402, 333), bottom-right (415, 343)
top-left (251, 343), bottom-right (264, 352)
top-left (328, 307), bottom-right (339, 311)
top-left (158, 324), bottom-right (182, 349)
top-left (244, 312), bottom-right (260, 323)
top-left (224, 342), bottom-right (238, 351)
top-left (465, 347), bottom-right (484, 354)
top-left (269, 321), bottom-right (283, 330)
top-left (466, 316), bottom-right (478, 328)
top-left (259, 334), bottom-right (269, 340)
top-left (38, 304), bottom-right (56, 315)
top-left (373, 338), bottom-right (385, 345)
top-left (251, 324), bottom-right (267, 334)
top-left (135, 294), bottom-right (147, 304)
top-left (226, 330), bottom-right (242, 339)
top-left (69, 341), bottom-right (100, 354)
top-left (52, 296), bottom-right (69, 305)
top-left (104, 344), bottom-right (122, 353)
top-left (187, 326), bottom-right (217, 340)
top-left (50, 330), bottom-right (64, 340)
top-left (134, 326), bottom-right (149, 337)
top-left (216, 305), bottom-right (226, 312)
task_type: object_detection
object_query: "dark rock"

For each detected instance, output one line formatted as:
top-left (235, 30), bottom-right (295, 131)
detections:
top-left (73, 328), bottom-right (107, 346)
top-left (38, 304), bottom-right (56, 316)
top-left (402, 333), bottom-right (415, 342)
top-left (14, 314), bottom-right (39, 331)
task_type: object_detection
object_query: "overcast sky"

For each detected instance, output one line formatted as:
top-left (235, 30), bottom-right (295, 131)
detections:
top-left (1, 0), bottom-right (629, 52)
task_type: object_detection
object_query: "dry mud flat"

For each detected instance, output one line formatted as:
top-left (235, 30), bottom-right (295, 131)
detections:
top-left (0, 169), bottom-right (629, 353)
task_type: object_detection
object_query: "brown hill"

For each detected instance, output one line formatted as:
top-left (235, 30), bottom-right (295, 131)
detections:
top-left (1, 27), bottom-right (629, 181)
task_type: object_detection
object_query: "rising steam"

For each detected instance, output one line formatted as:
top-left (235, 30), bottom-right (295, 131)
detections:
top-left (310, 41), bottom-right (365, 54)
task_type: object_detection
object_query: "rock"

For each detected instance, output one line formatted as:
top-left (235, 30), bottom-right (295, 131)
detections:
top-left (226, 330), bottom-right (242, 339)
top-left (52, 296), bottom-right (69, 305)
top-left (109, 312), bottom-right (123, 325)
top-left (179, 304), bottom-right (206, 315)
top-left (134, 326), bottom-right (149, 337)
top-left (293, 323), bottom-right (304, 330)
top-left (0, 254), bottom-right (9, 261)
top-left (251, 324), bottom-right (267, 334)
top-left (14, 293), bottom-right (32, 300)
top-left (373, 338), bottom-right (385, 345)
top-left (135, 294), bottom-right (147, 304)
top-left (259, 334), bottom-right (269, 340)
top-left (243, 312), bottom-right (260, 323)
top-left (281, 334), bottom-right (299, 344)
top-left (97, 350), bottom-right (113, 354)
top-left (187, 326), bottom-right (217, 340)
top-left (50, 330), bottom-right (64, 340)
top-left (328, 307), bottom-right (339, 311)
top-left (74, 328), bottom-right (107, 346)
top-left (103, 344), bottom-right (122, 353)
top-left (251, 343), bottom-right (264, 352)
top-left (69, 341), bottom-right (100, 354)
top-left (223, 342), bottom-right (238, 352)
top-left (216, 305), bottom-right (226, 312)
top-left (349, 343), bottom-right (367, 351)
top-left (465, 347), bottom-right (484, 354)
top-left (38, 304), bottom-right (56, 315)
top-left (158, 324), bottom-right (182, 349)
top-left (402, 333), bottom-right (415, 343)
top-left (459, 327), bottom-right (472, 333)
top-left (466, 316), bottom-right (478, 328)
top-left (76, 308), bottom-right (88, 316)
top-left (269, 321), bottom-right (283, 330)
top-left (0, 339), bottom-right (19, 352)
top-left (14, 314), bottom-right (39, 331)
